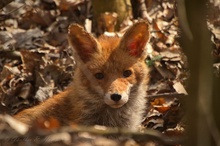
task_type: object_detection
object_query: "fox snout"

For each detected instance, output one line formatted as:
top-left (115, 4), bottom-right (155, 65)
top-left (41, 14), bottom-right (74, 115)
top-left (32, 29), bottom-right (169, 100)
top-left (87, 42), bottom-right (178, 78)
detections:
top-left (104, 92), bottom-right (129, 108)
top-left (104, 81), bottom-right (132, 108)
top-left (110, 93), bottom-right (122, 102)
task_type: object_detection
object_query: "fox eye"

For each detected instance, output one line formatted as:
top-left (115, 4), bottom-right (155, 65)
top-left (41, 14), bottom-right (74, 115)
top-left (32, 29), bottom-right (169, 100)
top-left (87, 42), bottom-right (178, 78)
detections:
top-left (95, 73), bottom-right (104, 80)
top-left (123, 70), bottom-right (132, 78)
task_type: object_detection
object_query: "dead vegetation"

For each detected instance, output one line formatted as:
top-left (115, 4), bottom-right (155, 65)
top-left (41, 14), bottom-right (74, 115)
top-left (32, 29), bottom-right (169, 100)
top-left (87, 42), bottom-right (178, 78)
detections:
top-left (0, 0), bottom-right (219, 145)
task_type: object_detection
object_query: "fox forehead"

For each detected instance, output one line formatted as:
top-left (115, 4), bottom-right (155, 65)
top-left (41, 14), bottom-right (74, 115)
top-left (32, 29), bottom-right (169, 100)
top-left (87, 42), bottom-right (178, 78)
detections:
top-left (86, 36), bottom-right (138, 72)
top-left (97, 35), bottom-right (121, 62)
top-left (98, 35), bottom-right (121, 52)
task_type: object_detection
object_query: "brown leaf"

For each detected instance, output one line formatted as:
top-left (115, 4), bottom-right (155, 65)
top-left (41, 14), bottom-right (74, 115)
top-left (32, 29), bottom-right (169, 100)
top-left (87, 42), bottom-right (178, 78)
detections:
top-left (97, 12), bottom-right (118, 35)
top-left (160, 51), bottom-right (180, 60)
top-left (54, 0), bottom-right (84, 11)
top-left (155, 106), bottom-right (171, 113)
top-left (152, 21), bottom-right (168, 43)
top-left (21, 8), bottom-right (54, 28)
top-left (32, 117), bottom-right (60, 130)
top-left (173, 81), bottom-right (187, 95)
top-left (20, 50), bottom-right (42, 74)
top-left (150, 98), bottom-right (166, 106)
top-left (17, 83), bottom-right (33, 100)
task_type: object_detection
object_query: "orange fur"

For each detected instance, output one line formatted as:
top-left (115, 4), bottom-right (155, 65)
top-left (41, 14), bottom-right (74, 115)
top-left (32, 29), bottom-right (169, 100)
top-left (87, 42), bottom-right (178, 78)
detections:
top-left (14, 21), bottom-right (150, 130)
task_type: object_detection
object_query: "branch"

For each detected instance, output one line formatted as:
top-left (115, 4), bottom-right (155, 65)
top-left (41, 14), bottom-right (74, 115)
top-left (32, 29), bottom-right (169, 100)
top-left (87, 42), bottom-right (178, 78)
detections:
top-left (0, 0), bottom-right (14, 9)
top-left (0, 115), bottom-right (184, 145)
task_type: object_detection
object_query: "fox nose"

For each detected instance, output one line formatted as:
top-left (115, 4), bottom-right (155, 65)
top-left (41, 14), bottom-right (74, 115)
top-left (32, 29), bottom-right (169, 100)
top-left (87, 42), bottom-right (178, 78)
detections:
top-left (110, 94), bottom-right (121, 102)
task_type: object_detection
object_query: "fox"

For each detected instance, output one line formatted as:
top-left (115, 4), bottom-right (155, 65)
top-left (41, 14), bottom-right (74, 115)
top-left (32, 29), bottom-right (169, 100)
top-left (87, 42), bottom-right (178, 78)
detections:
top-left (14, 21), bottom-right (150, 130)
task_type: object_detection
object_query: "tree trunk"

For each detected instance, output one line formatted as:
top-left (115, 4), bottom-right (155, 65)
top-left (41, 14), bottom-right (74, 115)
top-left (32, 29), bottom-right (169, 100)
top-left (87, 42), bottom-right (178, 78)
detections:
top-left (178, 0), bottom-right (213, 145)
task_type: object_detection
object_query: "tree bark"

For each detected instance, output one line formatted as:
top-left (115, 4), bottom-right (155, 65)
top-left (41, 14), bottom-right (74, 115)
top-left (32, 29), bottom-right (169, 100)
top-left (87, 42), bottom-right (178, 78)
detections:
top-left (178, 0), bottom-right (213, 145)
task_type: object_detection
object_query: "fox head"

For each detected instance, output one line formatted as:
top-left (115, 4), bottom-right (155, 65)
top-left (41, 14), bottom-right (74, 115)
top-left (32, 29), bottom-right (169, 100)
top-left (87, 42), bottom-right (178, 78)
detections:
top-left (68, 22), bottom-right (149, 109)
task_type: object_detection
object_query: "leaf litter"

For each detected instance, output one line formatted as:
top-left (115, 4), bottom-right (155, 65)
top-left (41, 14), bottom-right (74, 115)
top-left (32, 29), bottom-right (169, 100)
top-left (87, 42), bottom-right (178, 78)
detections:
top-left (1, 0), bottom-right (218, 145)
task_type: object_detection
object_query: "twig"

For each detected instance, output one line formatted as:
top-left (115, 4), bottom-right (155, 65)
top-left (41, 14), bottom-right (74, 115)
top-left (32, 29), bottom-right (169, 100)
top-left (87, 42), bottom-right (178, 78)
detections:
top-left (0, 50), bottom-right (21, 60)
top-left (138, 0), bottom-right (152, 23)
top-left (147, 92), bottom-right (186, 99)
top-left (0, 0), bottom-right (13, 9)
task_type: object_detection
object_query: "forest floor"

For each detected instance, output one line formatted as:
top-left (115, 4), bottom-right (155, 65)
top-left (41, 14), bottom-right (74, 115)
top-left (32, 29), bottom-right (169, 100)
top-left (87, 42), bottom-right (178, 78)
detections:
top-left (0, 0), bottom-right (219, 145)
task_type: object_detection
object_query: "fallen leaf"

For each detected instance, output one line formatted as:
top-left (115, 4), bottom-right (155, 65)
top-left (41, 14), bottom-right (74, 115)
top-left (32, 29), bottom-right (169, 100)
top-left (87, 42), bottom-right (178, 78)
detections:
top-left (173, 81), bottom-right (188, 95)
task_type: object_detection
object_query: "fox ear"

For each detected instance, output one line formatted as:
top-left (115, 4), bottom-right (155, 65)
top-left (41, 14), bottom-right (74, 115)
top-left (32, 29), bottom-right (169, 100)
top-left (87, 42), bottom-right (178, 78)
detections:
top-left (120, 21), bottom-right (149, 58)
top-left (68, 24), bottom-right (100, 62)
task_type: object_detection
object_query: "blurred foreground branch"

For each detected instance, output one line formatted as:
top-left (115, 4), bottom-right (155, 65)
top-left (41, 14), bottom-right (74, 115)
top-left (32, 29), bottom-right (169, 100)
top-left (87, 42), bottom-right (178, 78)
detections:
top-left (0, 0), bottom-right (13, 9)
top-left (0, 115), bottom-right (184, 145)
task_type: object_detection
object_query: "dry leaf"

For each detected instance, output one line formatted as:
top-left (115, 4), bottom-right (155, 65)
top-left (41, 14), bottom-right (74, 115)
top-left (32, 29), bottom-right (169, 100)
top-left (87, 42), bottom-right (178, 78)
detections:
top-left (173, 81), bottom-right (187, 95)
